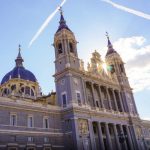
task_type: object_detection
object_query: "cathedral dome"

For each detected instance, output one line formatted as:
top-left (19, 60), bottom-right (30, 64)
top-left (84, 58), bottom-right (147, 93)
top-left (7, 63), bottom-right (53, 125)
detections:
top-left (1, 66), bottom-right (37, 85)
top-left (1, 45), bottom-right (37, 85)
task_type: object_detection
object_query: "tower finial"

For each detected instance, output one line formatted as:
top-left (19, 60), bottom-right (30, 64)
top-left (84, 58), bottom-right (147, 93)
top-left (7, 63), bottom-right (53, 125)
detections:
top-left (105, 33), bottom-right (117, 56)
top-left (18, 44), bottom-right (22, 58)
top-left (106, 32), bottom-right (109, 40)
top-left (56, 7), bottom-right (71, 33)
top-left (106, 31), bottom-right (112, 46)
top-left (19, 44), bottom-right (21, 50)
top-left (59, 6), bottom-right (63, 15)
top-left (15, 44), bottom-right (24, 67)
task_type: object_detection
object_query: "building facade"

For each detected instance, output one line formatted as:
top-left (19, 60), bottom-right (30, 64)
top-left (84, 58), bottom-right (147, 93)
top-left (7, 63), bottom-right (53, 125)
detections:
top-left (0, 11), bottom-right (150, 150)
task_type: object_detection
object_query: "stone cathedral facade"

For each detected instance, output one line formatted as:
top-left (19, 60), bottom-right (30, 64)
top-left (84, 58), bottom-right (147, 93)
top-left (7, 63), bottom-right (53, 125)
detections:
top-left (0, 11), bottom-right (150, 150)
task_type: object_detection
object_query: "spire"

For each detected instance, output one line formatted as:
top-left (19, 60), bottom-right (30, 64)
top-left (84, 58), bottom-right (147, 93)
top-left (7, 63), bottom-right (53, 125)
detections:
top-left (56, 7), bottom-right (71, 33)
top-left (106, 32), bottom-right (113, 48)
top-left (15, 45), bottom-right (24, 67)
top-left (59, 7), bottom-right (65, 24)
top-left (105, 32), bottom-right (117, 56)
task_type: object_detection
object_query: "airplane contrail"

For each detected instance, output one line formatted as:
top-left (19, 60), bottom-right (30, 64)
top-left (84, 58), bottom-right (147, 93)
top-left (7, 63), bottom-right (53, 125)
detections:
top-left (29, 0), bottom-right (67, 47)
top-left (101, 0), bottom-right (150, 20)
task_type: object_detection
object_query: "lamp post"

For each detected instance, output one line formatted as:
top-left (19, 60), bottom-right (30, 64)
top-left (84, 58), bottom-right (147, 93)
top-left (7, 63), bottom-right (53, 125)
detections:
top-left (118, 131), bottom-right (127, 150)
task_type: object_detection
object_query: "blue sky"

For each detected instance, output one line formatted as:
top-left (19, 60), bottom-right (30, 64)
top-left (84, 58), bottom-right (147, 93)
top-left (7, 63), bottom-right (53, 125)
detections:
top-left (0, 0), bottom-right (150, 119)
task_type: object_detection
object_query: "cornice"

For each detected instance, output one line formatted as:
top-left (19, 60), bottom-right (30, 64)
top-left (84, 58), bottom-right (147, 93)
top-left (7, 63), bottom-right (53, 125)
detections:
top-left (0, 97), bottom-right (61, 114)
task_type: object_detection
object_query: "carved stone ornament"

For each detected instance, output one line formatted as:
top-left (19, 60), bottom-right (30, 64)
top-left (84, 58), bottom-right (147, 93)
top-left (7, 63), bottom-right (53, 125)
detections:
top-left (73, 78), bottom-right (78, 85)
top-left (78, 119), bottom-right (89, 135)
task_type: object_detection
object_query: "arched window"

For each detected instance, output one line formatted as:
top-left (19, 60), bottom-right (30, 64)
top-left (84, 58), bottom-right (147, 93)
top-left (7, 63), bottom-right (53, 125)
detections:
top-left (21, 87), bottom-right (24, 93)
top-left (11, 85), bottom-right (16, 91)
top-left (3, 88), bottom-right (9, 96)
top-left (31, 89), bottom-right (34, 96)
top-left (69, 43), bottom-right (74, 53)
top-left (110, 64), bottom-right (115, 74)
top-left (120, 64), bottom-right (124, 73)
top-left (25, 86), bottom-right (30, 95)
top-left (58, 43), bottom-right (62, 54)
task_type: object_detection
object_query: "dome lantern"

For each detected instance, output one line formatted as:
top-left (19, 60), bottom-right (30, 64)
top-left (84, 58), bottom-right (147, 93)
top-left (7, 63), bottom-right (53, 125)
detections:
top-left (15, 45), bottom-right (24, 67)
top-left (1, 46), bottom-right (37, 85)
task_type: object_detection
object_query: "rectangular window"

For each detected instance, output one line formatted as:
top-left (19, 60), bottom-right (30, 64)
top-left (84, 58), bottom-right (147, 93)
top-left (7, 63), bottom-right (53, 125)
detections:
top-left (10, 114), bottom-right (17, 126)
top-left (28, 137), bottom-right (34, 142)
top-left (43, 118), bottom-right (49, 129)
top-left (76, 92), bottom-right (81, 105)
top-left (62, 93), bottom-right (67, 107)
top-left (44, 137), bottom-right (50, 143)
top-left (28, 116), bottom-right (33, 128)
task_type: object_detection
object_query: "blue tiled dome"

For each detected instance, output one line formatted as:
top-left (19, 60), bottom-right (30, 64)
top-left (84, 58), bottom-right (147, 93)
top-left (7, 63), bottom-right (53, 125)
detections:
top-left (1, 46), bottom-right (37, 85)
top-left (1, 66), bottom-right (37, 85)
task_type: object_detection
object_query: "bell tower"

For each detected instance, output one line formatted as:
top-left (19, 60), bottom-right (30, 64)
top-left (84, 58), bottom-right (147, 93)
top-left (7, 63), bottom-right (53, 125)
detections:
top-left (105, 32), bottom-right (129, 86)
top-left (54, 8), bottom-right (80, 74)
top-left (105, 33), bottom-right (139, 116)
top-left (53, 9), bottom-right (84, 108)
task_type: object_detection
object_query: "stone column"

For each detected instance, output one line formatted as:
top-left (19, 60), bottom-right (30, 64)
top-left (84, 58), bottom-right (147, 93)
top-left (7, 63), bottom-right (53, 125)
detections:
top-left (131, 125), bottom-right (141, 150)
top-left (91, 83), bottom-right (96, 108)
top-left (131, 93), bottom-right (139, 115)
top-left (118, 91), bottom-right (125, 112)
top-left (113, 124), bottom-right (121, 150)
top-left (64, 39), bottom-right (70, 63)
top-left (85, 81), bottom-right (90, 106)
top-left (98, 86), bottom-right (105, 109)
top-left (88, 120), bottom-right (96, 150)
top-left (94, 84), bottom-right (101, 108)
top-left (68, 74), bottom-right (74, 104)
top-left (125, 125), bottom-right (134, 150)
top-left (81, 79), bottom-right (87, 105)
top-left (119, 125), bottom-right (128, 150)
top-left (106, 87), bottom-right (112, 110)
top-left (98, 122), bottom-right (105, 150)
top-left (105, 123), bottom-right (113, 150)
top-left (71, 117), bottom-right (80, 150)
top-left (112, 90), bottom-right (119, 111)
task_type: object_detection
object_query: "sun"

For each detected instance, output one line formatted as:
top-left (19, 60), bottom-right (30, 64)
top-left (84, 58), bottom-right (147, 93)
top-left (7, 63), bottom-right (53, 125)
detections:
top-left (102, 62), bottom-right (108, 74)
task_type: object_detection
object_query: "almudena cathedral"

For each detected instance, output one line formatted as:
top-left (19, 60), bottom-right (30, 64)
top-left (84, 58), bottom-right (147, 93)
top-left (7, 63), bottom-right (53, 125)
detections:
top-left (0, 10), bottom-right (150, 150)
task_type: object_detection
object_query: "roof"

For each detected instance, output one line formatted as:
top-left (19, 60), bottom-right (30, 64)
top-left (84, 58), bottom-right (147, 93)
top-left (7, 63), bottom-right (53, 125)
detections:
top-left (56, 11), bottom-right (71, 33)
top-left (1, 66), bottom-right (37, 84)
top-left (1, 46), bottom-right (37, 85)
top-left (106, 36), bottom-right (117, 57)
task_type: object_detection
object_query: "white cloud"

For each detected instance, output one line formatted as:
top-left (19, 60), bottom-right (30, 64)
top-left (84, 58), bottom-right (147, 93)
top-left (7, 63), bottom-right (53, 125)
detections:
top-left (101, 0), bottom-right (150, 20)
top-left (142, 117), bottom-right (150, 121)
top-left (113, 36), bottom-right (150, 92)
top-left (83, 36), bottom-right (150, 92)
